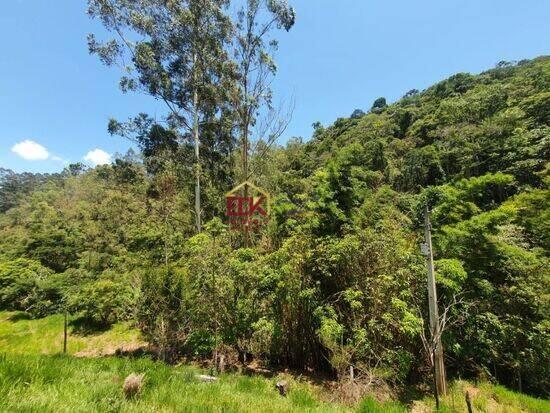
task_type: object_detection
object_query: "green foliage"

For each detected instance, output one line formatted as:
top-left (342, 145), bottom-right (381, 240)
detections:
top-left (421, 380), bottom-right (550, 413)
top-left (0, 258), bottom-right (53, 316)
top-left (357, 397), bottom-right (406, 413)
top-left (0, 354), bottom-right (347, 412)
top-left (249, 317), bottom-right (276, 358)
top-left (68, 278), bottom-right (134, 326)
top-left (0, 311), bottom-right (141, 356)
top-left (0, 168), bottom-right (60, 213)
top-left (2, 315), bottom-right (548, 412)
top-left (0, 57), bottom-right (549, 398)
top-left (370, 97), bottom-right (388, 114)
top-left (434, 259), bottom-right (467, 294)
top-left (138, 265), bottom-right (189, 360)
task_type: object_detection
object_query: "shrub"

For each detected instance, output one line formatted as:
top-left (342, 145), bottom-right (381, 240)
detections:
top-left (0, 258), bottom-right (52, 315)
top-left (138, 266), bottom-right (188, 360)
top-left (68, 278), bottom-right (134, 326)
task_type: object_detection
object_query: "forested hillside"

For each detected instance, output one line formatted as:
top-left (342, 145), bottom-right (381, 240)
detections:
top-left (1, 56), bottom-right (548, 399)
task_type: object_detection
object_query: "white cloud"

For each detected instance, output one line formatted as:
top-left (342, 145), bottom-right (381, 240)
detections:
top-left (84, 149), bottom-right (111, 166)
top-left (51, 155), bottom-right (63, 162)
top-left (11, 140), bottom-right (50, 160)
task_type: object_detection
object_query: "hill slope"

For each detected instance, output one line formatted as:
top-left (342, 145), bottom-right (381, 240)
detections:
top-left (0, 57), bottom-right (548, 399)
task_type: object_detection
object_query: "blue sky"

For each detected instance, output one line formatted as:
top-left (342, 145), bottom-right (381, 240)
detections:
top-left (1, 0), bottom-right (548, 173)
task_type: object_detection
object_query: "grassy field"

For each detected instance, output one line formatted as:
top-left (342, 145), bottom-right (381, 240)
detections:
top-left (0, 354), bottom-right (354, 412)
top-left (0, 312), bottom-right (353, 412)
top-left (416, 380), bottom-right (550, 413)
top-left (0, 311), bottom-right (143, 357)
top-left (0, 311), bottom-right (548, 412)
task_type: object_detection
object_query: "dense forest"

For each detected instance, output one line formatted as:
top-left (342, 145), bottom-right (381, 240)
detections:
top-left (1, 53), bottom-right (548, 401)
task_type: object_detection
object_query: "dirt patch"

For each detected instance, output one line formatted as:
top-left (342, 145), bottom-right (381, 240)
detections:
top-left (74, 342), bottom-right (147, 358)
top-left (486, 396), bottom-right (510, 413)
top-left (244, 360), bottom-right (274, 377)
top-left (464, 385), bottom-right (481, 398)
top-left (410, 400), bottom-right (431, 413)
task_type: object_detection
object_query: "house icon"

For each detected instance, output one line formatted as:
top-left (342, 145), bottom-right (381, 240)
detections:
top-left (225, 181), bottom-right (271, 217)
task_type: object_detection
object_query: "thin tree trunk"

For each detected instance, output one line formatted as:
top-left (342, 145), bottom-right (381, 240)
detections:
top-left (63, 310), bottom-right (68, 354)
top-left (211, 248), bottom-right (219, 373)
top-left (242, 55), bottom-right (252, 245)
top-left (243, 129), bottom-right (249, 244)
top-left (193, 52), bottom-right (201, 233)
top-left (164, 217), bottom-right (169, 266)
top-left (243, 111), bottom-right (249, 182)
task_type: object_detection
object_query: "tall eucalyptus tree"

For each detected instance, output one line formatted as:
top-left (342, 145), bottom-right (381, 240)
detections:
top-left (231, 0), bottom-right (296, 183)
top-left (87, 0), bottom-right (234, 233)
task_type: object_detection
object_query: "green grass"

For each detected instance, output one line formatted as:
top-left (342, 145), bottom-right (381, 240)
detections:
top-left (0, 312), bottom-right (350, 412)
top-left (356, 396), bottom-right (406, 413)
top-left (0, 311), bottom-right (142, 356)
top-left (420, 380), bottom-right (550, 413)
top-left (482, 382), bottom-right (550, 413)
top-left (0, 354), bottom-right (349, 412)
top-left (1, 312), bottom-right (548, 412)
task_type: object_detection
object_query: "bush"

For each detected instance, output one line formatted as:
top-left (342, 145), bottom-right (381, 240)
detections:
top-left (68, 278), bottom-right (134, 326)
top-left (0, 258), bottom-right (52, 316)
top-left (138, 266), bottom-right (188, 360)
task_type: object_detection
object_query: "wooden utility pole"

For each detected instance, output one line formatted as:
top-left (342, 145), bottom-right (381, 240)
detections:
top-left (423, 205), bottom-right (447, 397)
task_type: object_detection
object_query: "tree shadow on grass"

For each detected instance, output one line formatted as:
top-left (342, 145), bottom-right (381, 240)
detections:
top-left (7, 312), bottom-right (33, 322)
top-left (112, 346), bottom-right (151, 359)
top-left (69, 317), bottom-right (111, 336)
top-left (396, 383), bottom-right (428, 407)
